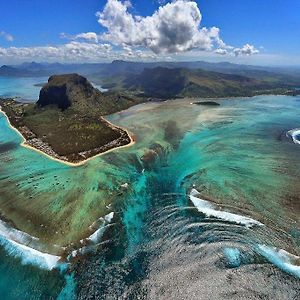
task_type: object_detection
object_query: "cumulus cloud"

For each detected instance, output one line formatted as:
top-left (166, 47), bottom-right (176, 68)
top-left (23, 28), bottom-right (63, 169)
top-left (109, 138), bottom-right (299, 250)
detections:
top-left (0, 42), bottom-right (113, 62)
top-left (97, 0), bottom-right (223, 54)
top-left (75, 32), bottom-right (99, 43)
top-left (0, 41), bottom-right (159, 63)
top-left (60, 32), bottom-right (99, 43)
top-left (0, 0), bottom-right (260, 63)
top-left (215, 48), bottom-right (228, 55)
top-left (0, 31), bottom-right (14, 42)
top-left (233, 43), bottom-right (259, 56)
top-left (215, 41), bottom-right (259, 56)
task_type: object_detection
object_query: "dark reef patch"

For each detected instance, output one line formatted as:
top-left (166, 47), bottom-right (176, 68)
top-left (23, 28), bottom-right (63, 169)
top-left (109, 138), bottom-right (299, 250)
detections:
top-left (193, 101), bottom-right (220, 106)
top-left (0, 142), bottom-right (18, 153)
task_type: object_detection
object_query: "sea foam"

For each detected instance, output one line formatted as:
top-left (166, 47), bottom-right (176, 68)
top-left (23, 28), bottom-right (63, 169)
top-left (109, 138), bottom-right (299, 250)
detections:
top-left (257, 244), bottom-right (300, 278)
top-left (87, 212), bottom-right (114, 243)
top-left (189, 189), bottom-right (263, 228)
top-left (0, 219), bottom-right (39, 245)
top-left (0, 219), bottom-right (62, 270)
top-left (0, 236), bottom-right (61, 270)
top-left (287, 128), bottom-right (300, 144)
top-left (71, 212), bottom-right (115, 258)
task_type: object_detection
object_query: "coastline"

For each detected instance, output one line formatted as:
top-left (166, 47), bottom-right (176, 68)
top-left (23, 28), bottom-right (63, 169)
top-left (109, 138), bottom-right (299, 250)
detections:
top-left (0, 107), bottom-right (135, 167)
top-left (1, 92), bottom-right (296, 167)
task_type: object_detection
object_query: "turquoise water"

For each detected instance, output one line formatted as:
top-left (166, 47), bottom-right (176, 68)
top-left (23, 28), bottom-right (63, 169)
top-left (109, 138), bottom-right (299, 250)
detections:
top-left (0, 94), bottom-right (300, 298)
top-left (0, 76), bottom-right (48, 102)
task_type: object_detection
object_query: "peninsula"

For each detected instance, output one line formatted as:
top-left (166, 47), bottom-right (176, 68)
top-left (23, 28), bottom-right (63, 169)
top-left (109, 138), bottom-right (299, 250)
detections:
top-left (0, 74), bottom-right (140, 165)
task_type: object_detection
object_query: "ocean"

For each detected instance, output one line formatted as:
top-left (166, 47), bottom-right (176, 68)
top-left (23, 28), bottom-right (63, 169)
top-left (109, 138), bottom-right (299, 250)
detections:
top-left (0, 78), bottom-right (299, 299)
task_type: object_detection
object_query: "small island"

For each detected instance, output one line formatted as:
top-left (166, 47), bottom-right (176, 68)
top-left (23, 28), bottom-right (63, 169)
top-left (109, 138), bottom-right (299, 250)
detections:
top-left (0, 74), bottom-right (140, 165)
top-left (193, 101), bottom-right (220, 106)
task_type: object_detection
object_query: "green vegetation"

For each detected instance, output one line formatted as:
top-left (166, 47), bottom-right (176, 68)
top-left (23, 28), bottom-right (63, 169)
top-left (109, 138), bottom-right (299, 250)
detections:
top-left (104, 67), bottom-right (300, 99)
top-left (1, 74), bottom-right (141, 163)
top-left (1, 69), bottom-right (299, 163)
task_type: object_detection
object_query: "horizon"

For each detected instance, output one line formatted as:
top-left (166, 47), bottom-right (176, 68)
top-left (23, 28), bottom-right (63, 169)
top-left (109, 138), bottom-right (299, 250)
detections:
top-left (3, 59), bottom-right (300, 70)
top-left (1, 0), bottom-right (299, 66)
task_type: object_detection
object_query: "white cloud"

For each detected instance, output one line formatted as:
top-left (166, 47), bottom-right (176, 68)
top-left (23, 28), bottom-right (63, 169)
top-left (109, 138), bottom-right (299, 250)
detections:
top-left (75, 32), bottom-right (99, 43)
top-left (97, 0), bottom-right (223, 54)
top-left (60, 32), bottom-right (99, 43)
top-left (215, 43), bottom-right (259, 57)
top-left (0, 42), bottom-right (113, 62)
top-left (96, 0), bottom-right (259, 57)
top-left (215, 48), bottom-right (228, 55)
top-left (0, 31), bottom-right (14, 42)
top-left (0, 41), bottom-right (161, 63)
top-left (233, 44), bottom-right (259, 56)
top-left (0, 1), bottom-right (260, 63)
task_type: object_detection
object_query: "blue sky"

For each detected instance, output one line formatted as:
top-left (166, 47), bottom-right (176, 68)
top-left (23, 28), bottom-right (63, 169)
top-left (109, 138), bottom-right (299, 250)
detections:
top-left (0, 0), bottom-right (299, 65)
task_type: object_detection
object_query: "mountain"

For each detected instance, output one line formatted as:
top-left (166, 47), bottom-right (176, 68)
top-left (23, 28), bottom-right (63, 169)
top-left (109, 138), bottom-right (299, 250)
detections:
top-left (121, 67), bottom-right (300, 98)
top-left (0, 65), bottom-right (33, 77)
top-left (37, 73), bottom-right (140, 115)
top-left (38, 73), bottom-right (102, 111)
top-left (2, 60), bottom-right (300, 80)
top-left (1, 61), bottom-right (300, 98)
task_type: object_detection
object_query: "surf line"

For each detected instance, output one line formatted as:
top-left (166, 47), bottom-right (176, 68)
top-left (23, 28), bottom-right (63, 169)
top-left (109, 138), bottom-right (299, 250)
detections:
top-left (0, 219), bottom-right (63, 270)
top-left (189, 189), bottom-right (300, 279)
top-left (287, 128), bottom-right (300, 145)
top-left (189, 188), bottom-right (263, 228)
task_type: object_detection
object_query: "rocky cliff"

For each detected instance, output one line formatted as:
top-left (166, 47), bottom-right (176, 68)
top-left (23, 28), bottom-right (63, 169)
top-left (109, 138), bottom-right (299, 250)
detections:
top-left (37, 73), bottom-right (103, 111)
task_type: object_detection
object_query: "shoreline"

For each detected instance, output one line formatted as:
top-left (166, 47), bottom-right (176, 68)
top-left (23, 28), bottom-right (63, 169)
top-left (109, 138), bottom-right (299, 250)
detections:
top-left (0, 92), bottom-right (297, 167)
top-left (0, 107), bottom-right (135, 167)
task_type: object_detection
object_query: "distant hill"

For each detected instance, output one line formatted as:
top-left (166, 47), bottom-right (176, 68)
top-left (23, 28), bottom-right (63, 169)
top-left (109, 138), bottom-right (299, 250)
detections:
top-left (2, 60), bottom-right (300, 80)
top-left (112, 67), bottom-right (300, 98)
top-left (0, 65), bottom-right (33, 77)
top-left (1, 60), bottom-right (300, 98)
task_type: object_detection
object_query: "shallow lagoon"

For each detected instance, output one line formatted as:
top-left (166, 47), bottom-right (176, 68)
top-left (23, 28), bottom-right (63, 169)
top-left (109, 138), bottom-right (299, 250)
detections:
top-left (0, 95), bottom-right (300, 298)
top-left (0, 76), bottom-right (48, 102)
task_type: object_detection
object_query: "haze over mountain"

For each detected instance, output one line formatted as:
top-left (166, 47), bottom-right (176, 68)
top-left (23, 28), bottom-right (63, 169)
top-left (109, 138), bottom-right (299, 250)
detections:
top-left (2, 60), bottom-right (300, 99)
top-left (2, 60), bottom-right (300, 79)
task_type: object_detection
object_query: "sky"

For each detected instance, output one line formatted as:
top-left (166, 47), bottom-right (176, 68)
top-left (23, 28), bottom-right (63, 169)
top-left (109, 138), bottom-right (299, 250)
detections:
top-left (0, 0), bottom-right (299, 65)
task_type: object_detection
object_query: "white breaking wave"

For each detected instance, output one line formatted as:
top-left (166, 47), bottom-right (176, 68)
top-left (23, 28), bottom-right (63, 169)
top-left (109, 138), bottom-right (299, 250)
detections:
top-left (0, 219), bottom-right (39, 245)
top-left (287, 128), bottom-right (300, 145)
top-left (257, 244), bottom-right (300, 279)
top-left (87, 212), bottom-right (114, 243)
top-left (71, 212), bottom-right (115, 258)
top-left (0, 236), bottom-right (61, 270)
top-left (87, 226), bottom-right (107, 244)
top-left (104, 212), bottom-right (114, 223)
top-left (189, 189), bottom-right (263, 228)
top-left (0, 212), bottom-right (115, 268)
top-left (0, 219), bottom-right (63, 270)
